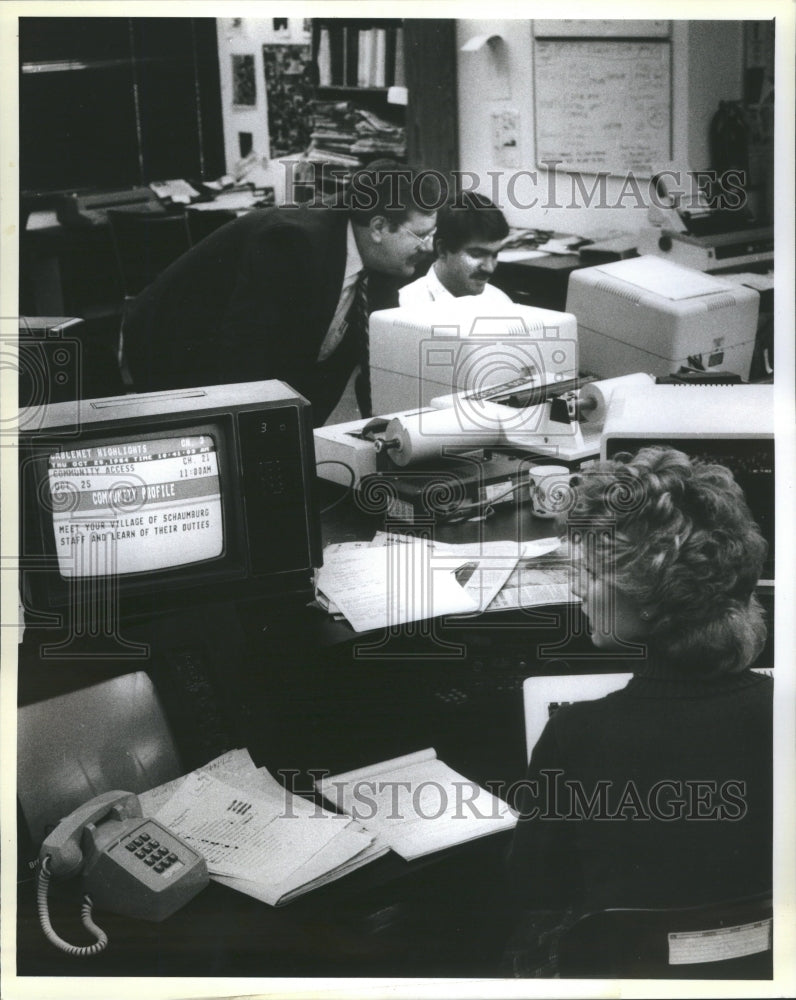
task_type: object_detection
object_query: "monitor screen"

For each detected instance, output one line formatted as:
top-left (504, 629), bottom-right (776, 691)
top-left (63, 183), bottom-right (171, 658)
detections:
top-left (19, 380), bottom-right (322, 624)
top-left (48, 433), bottom-right (224, 578)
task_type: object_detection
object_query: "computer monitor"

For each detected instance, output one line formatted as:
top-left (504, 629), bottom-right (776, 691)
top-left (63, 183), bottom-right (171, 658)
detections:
top-left (18, 380), bottom-right (322, 625)
top-left (368, 299), bottom-right (579, 414)
top-left (601, 384), bottom-right (774, 586)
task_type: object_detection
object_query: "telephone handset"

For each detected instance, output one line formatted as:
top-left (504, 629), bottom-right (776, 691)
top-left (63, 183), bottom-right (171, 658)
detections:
top-left (38, 789), bottom-right (209, 956)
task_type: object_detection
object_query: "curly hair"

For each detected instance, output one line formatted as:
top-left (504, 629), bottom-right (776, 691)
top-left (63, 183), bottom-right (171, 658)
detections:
top-left (565, 446), bottom-right (768, 673)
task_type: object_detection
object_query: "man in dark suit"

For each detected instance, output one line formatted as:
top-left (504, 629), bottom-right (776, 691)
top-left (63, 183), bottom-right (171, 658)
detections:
top-left (122, 162), bottom-right (438, 425)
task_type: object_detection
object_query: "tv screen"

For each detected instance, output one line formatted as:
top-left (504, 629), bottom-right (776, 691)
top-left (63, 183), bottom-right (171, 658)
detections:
top-left (19, 381), bottom-right (321, 626)
top-left (48, 433), bottom-right (224, 578)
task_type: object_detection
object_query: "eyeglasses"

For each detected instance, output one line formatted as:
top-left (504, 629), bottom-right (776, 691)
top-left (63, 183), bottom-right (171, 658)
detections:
top-left (398, 224), bottom-right (436, 249)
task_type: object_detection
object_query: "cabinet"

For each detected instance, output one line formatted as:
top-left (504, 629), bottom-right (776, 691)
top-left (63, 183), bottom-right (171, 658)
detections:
top-left (19, 17), bottom-right (224, 195)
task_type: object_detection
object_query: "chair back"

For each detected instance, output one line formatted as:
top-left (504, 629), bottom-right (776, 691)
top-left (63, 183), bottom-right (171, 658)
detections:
top-left (186, 206), bottom-right (238, 245)
top-left (18, 671), bottom-right (183, 848)
top-left (107, 209), bottom-right (192, 297)
top-left (556, 894), bottom-right (773, 979)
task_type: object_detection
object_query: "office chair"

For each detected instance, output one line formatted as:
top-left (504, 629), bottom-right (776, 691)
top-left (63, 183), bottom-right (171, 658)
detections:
top-left (555, 894), bottom-right (773, 979)
top-left (18, 671), bottom-right (183, 849)
top-left (186, 206), bottom-right (238, 245)
top-left (106, 208), bottom-right (192, 389)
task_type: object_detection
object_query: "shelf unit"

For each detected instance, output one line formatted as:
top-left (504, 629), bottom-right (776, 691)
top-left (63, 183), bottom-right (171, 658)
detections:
top-left (296, 18), bottom-right (458, 201)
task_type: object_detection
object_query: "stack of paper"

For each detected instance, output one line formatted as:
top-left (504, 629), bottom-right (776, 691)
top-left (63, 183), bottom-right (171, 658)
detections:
top-left (316, 748), bottom-right (517, 861)
top-left (140, 749), bottom-right (386, 906)
top-left (315, 532), bottom-right (524, 632)
top-left (485, 536), bottom-right (576, 613)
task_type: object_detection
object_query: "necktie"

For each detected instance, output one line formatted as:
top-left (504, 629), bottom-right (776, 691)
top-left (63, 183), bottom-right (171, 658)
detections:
top-left (349, 272), bottom-right (372, 417)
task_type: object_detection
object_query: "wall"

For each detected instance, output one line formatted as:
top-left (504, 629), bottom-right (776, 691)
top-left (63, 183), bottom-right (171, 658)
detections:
top-left (455, 19), bottom-right (744, 238)
top-left (216, 16), bottom-right (310, 175)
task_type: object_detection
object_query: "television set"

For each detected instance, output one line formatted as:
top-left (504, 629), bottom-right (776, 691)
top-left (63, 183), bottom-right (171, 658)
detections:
top-left (18, 381), bottom-right (322, 630)
top-left (601, 384), bottom-right (774, 587)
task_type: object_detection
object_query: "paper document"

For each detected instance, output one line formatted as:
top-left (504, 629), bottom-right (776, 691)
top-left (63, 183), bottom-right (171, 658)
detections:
top-left (139, 747), bottom-right (262, 815)
top-left (316, 533), bottom-right (525, 631)
top-left (485, 537), bottom-right (575, 612)
top-left (154, 770), bottom-right (341, 881)
top-left (315, 536), bottom-right (480, 632)
top-left (497, 248), bottom-right (549, 262)
top-left (144, 749), bottom-right (382, 905)
top-left (370, 532), bottom-right (522, 614)
top-left (317, 748), bottom-right (517, 861)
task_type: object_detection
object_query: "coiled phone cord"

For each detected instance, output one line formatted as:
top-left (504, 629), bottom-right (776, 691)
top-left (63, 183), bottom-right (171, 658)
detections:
top-left (37, 856), bottom-right (109, 956)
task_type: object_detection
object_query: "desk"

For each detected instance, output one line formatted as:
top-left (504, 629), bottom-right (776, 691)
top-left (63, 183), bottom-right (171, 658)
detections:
top-left (21, 188), bottom-right (269, 317)
top-left (15, 481), bottom-right (774, 981)
top-left (17, 833), bottom-right (514, 978)
top-left (493, 253), bottom-right (584, 312)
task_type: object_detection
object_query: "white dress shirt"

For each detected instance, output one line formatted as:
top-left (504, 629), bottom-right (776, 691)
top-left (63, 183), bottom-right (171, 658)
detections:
top-left (398, 262), bottom-right (514, 307)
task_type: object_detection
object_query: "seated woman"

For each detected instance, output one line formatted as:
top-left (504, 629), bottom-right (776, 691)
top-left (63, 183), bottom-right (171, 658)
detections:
top-left (503, 446), bottom-right (772, 976)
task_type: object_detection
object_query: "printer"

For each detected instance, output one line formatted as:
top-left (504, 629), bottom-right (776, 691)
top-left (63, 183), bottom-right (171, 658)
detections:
top-left (565, 256), bottom-right (759, 380)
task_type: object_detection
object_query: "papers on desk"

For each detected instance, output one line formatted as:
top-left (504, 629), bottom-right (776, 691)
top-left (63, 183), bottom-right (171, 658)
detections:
top-left (188, 189), bottom-right (266, 212)
top-left (484, 537), bottom-right (575, 613)
top-left (140, 748), bottom-right (386, 906)
top-left (315, 533), bottom-right (525, 632)
top-left (25, 210), bottom-right (60, 231)
top-left (316, 748), bottom-right (517, 861)
top-left (497, 247), bottom-right (549, 263)
top-left (315, 533), bottom-right (574, 630)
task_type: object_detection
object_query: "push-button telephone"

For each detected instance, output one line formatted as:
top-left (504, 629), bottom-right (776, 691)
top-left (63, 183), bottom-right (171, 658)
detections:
top-left (37, 790), bottom-right (208, 956)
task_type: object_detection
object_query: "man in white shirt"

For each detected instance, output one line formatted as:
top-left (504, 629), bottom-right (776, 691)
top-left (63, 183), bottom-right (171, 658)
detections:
top-left (399, 192), bottom-right (513, 307)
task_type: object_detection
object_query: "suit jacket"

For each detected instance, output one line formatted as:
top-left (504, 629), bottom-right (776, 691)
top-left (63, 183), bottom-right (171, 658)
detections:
top-left (123, 204), bottom-right (391, 425)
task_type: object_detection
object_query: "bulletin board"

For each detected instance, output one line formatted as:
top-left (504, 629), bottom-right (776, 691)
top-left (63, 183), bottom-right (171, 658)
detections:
top-left (533, 39), bottom-right (672, 176)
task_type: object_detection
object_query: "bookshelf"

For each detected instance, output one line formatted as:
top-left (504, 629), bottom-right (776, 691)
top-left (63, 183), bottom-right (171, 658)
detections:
top-left (312, 19), bottom-right (405, 96)
top-left (301, 18), bottom-right (458, 199)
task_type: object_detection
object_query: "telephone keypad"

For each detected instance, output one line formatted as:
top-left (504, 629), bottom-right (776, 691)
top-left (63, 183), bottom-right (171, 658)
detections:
top-left (118, 823), bottom-right (193, 878)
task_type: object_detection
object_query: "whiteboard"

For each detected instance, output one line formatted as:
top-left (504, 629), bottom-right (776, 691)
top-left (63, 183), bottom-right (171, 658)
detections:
top-left (534, 39), bottom-right (672, 176)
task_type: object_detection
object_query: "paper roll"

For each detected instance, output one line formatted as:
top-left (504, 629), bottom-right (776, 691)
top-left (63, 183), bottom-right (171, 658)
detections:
top-left (579, 373), bottom-right (655, 424)
top-left (384, 408), bottom-right (503, 467)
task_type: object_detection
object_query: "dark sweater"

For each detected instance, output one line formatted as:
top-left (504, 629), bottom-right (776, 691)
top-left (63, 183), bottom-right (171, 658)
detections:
top-left (506, 667), bottom-right (772, 912)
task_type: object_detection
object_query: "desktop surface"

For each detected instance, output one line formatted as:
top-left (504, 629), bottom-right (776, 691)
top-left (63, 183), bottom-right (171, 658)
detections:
top-left (15, 475), bottom-right (775, 981)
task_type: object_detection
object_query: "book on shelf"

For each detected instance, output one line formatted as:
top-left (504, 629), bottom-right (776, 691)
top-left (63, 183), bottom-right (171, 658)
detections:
top-left (316, 748), bottom-right (517, 861)
top-left (357, 28), bottom-right (373, 88)
top-left (394, 27), bottom-right (405, 88)
top-left (316, 28), bottom-right (331, 86)
top-left (315, 23), bottom-right (404, 89)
